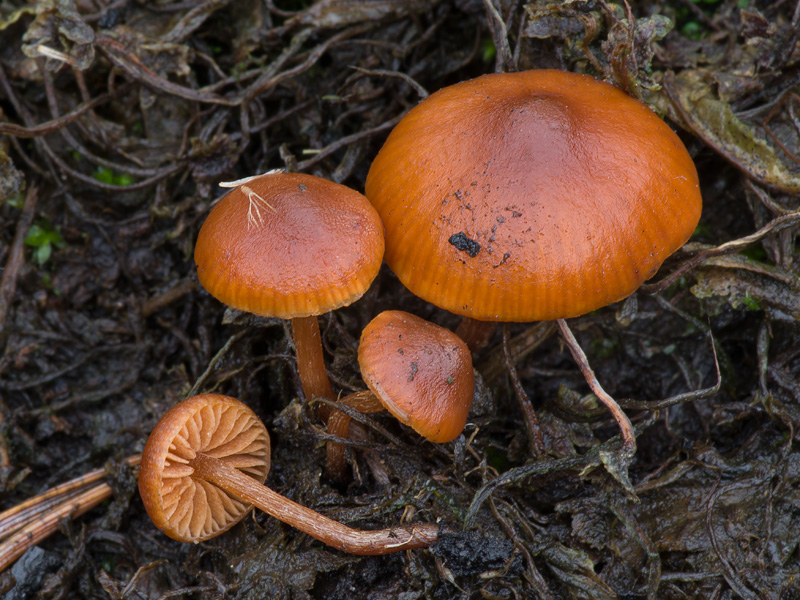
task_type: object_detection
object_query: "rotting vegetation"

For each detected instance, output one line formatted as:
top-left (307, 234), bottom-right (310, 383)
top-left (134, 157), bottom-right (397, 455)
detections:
top-left (0, 1), bottom-right (799, 598)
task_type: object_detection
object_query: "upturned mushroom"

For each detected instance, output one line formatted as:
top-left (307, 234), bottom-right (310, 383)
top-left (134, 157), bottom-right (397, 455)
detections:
top-left (326, 310), bottom-right (474, 479)
top-left (139, 394), bottom-right (442, 554)
top-left (195, 172), bottom-right (385, 409)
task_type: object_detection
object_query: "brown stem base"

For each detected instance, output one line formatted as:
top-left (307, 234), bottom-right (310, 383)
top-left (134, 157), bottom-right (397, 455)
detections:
top-left (455, 317), bottom-right (497, 353)
top-left (325, 391), bottom-right (382, 480)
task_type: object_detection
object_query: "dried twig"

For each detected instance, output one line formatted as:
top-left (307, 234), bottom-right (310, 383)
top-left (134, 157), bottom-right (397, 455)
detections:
top-left (0, 483), bottom-right (112, 574)
top-left (0, 187), bottom-right (37, 336)
top-left (351, 66), bottom-right (429, 98)
top-left (556, 319), bottom-right (636, 494)
top-left (502, 325), bottom-right (546, 458)
top-left (641, 209), bottom-right (800, 294)
top-left (0, 455), bottom-right (141, 542)
top-left (0, 455), bottom-right (141, 574)
top-left (0, 94), bottom-right (112, 138)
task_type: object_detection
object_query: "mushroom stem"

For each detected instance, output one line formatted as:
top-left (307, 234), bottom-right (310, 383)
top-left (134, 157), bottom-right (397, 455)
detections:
top-left (190, 452), bottom-right (441, 555)
top-left (555, 319), bottom-right (636, 455)
top-left (455, 317), bottom-right (497, 353)
top-left (325, 390), bottom-right (383, 480)
top-left (292, 315), bottom-right (336, 418)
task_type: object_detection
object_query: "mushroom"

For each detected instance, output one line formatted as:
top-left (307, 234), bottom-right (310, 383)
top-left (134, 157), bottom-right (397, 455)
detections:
top-left (366, 69), bottom-right (702, 328)
top-left (195, 172), bottom-right (385, 409)
top-left (326, 311), bottom-right (474, 479)
top-left (138, 394), bottom-right (442, 554)
top-left (365, 69), bottom-right (702, 472)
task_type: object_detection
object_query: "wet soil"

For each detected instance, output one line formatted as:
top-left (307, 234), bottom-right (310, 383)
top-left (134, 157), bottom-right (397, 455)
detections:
top-left (1, 1), bottom-right (799, 599)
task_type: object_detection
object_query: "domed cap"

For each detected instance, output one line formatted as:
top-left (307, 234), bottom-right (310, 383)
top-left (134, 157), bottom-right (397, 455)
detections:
top-left (366, 69), bottom-right (702, 321)
top-left (358, 311), bottom-right (473, 443)
top-left (138, 394), bottom-right (270, 543)
top-left (195, 172), bottom-right (385, 320)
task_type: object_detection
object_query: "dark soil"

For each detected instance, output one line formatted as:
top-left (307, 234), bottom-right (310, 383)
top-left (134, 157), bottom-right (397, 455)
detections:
top-left (1, 1), bottom-right (799, 599)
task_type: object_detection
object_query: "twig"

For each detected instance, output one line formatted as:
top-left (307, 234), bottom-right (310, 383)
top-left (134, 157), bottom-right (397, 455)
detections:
top-left (556, 320), bottom-right (635, 453)
top-left (310, 396), bottom-right (404, 447)
top-left (478, 321), bottom-right (556, 382)
top-left (296, 115), bottom-right (402, 172)
top-left (619, 334), bottom-right (721, 411)
top-left (186, 330), bottom-right (248, 398)
top-left (483, 0), bottom-right (513, 73)
top-left (640, 209), bottom-right (800, 294)
top-left (95, 35), bottom-right (235, 106)
top-left (0, 187), bottom-right (37, 336)
top-left (0, 344), bottom-right (137, 391)
top-left (502, 325), bottom-right (546, 458)
top-left (556, 319), bottom-right (636, 493)
top-left (0, 93), bottom-right (113, 138)
top-left (0, 455), bottom-right (141, 541)
top-left (35, 138), bottom-right (183, 192)
top-left (142, 279), bottom-right (198, 318)
top-left (0, 483), bottom-right (113, 574)
top-left (466, 453), bottom-right (594, 529)
top-left (465, 412), bottom-right (658, 528)
top-left (549, 328), bottom-right (721, 419)
top-left (239, 25), bottom-right (373, 105)
top-left (350, 66), bottom-right (429, 98)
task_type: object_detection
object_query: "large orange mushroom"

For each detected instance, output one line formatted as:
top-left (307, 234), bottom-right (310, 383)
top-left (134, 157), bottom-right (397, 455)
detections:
top-left (366, 69), bottom-right (701, 327)
top-left (365, 69), bottom-right (703, 477)
top-left (195, 172), bottom-right (385, 408)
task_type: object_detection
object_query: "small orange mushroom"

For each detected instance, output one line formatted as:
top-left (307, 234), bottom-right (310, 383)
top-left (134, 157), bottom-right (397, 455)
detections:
top-left (359, 311), bottom-right (474, 443)
top-left (326, 311), bottom-right (474, 479)
top-left (139, 394), bottom-right (442, 554)
top-left (195, 172), bottom-right (385, 408)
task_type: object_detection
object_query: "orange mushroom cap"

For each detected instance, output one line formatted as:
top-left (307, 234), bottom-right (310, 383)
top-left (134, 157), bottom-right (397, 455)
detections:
top-left (366, 70), bottom-right (702, 322)
top-left (138, 394), bottom-right (270, 543)
top-left (195, 172), bottom-right (385, 320)
top-left (358, 311), bottom-right (474, 443)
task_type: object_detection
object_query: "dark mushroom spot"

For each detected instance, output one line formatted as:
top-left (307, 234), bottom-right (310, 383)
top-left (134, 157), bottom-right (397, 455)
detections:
top-left (449, 232), bottom-right (481, 258)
